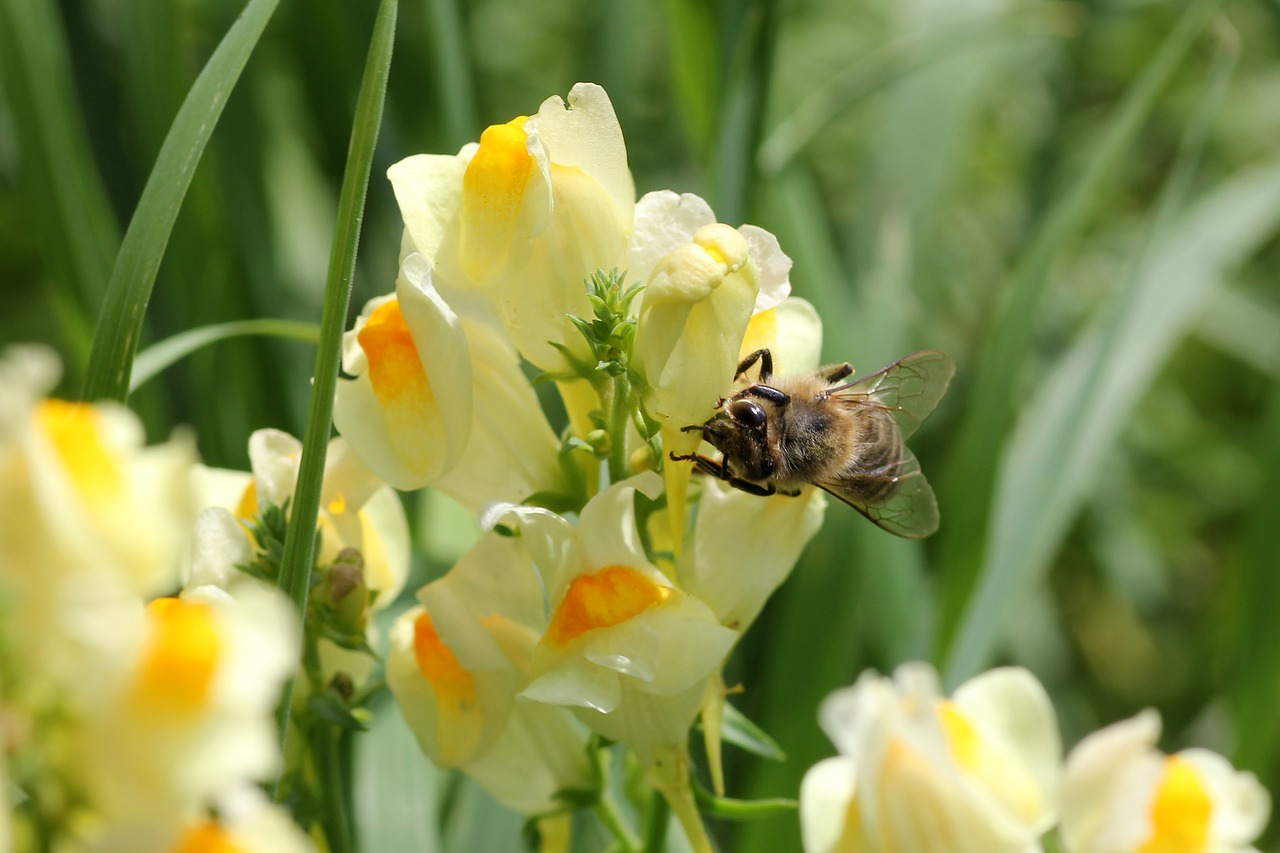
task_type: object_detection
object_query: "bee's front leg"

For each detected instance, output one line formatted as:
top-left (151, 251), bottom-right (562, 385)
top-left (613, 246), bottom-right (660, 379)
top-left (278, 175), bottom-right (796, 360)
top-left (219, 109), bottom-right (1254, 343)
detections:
top-left (669, 451), bottom-right (731, 481)
top-left (725, 477), bottom-right (776, 497)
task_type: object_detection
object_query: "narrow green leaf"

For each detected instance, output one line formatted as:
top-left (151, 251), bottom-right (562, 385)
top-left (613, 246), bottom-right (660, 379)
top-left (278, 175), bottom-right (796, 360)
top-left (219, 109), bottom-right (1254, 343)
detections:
top-left (715, 702), bottom-right (787, 762)
top-left (129, 319), bottom-right (321, 392)
top-left (663, 0), bottom-right (720, 155)
top-left (308, 692), bottom-right (370, 733)
top-left (934, 0), bottom-right (1226, 664)
top-left (80, 0), bottom-right (282, 403)
top-left (273, 0), bottom-right (398, 763)
top-left (0, 0), bottom-right (120, 365)
top-left (945, 152), bottom-right (1280, 683)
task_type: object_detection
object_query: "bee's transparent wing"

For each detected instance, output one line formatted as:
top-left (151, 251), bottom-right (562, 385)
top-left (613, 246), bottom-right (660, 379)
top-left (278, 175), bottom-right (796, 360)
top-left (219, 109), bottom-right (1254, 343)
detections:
top-left (818, 445), bottom-right (940, 539)
top-left (829, 349), bottom-right (954, 439)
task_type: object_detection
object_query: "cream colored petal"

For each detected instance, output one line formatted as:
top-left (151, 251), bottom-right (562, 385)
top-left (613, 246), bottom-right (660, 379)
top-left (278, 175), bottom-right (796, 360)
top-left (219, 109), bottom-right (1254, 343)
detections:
top-left (387, 153), bottom-right (466, 260)
top-left (627, 191), bottom-right (716, 286)
top-left (357, 487), bottom-right (410, 609)
top-left (532, 82), bottom-right (635, 224)
top-left (482, 503), bottom-right (581, 594)
top-left (800, 756), bottom-right (859, 853)
top-left (952, 666), bottom-right (1062, 830)
top-left (775, 297), bottom-right (824, 374)
top-left (460, 697), bottom-right (594, 815)
top-left (432, 320), bottom-right (566, 510)
top-left (739, 224), bottom-right (792, 313)
top-left (523, 654), bottom-right (622, 713)
top-left (419, 532), bottom-right (545, 673)
top-left (576, 472), bottom-right (664, 581)
top-left (187, 507), bottom-right (254, 590)
top-left (247, 428), bottom-right (302, 507)
top-left (1178, 749), bottom-right (1270, 847)
top-left (684, 481), bottom-right (825, 631)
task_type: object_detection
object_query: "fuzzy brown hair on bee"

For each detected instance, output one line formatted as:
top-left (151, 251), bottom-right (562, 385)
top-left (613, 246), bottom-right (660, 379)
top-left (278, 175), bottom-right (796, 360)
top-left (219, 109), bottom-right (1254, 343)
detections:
top-left (670, 348), bottom-right (955, 538)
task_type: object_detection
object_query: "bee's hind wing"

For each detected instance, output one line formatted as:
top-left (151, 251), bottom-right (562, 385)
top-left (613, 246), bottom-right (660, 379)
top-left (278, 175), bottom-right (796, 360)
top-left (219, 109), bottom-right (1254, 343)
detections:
top-left (818, 446), bottom-right (940, 539)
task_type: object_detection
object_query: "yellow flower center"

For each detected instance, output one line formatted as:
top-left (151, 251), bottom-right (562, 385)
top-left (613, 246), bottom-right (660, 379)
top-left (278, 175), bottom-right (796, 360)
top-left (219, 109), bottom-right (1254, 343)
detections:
top-left (234, 480), bottom-right (258, 522)
top-left (460, 117), bottom-right (534, 281)
top-left (133, 598), bottom-right (221, 716)
top-left (1139, 755), bottom-right (1212, 853)
top-left (38, 400), bottom-right (122, 507)
top-left (937, 700), bottom-right (1042, 824)
top-left (546, 565), bottom-right (671, 647)
top-left (171, 822), bottom-right (245, 853)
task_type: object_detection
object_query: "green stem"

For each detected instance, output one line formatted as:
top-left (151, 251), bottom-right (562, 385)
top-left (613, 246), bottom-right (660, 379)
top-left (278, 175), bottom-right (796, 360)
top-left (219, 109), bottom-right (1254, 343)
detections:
top-left (607, 370), bottom-right (633, 485)
top-left (274, 0), bottom-right (397, 785)
top-left (641, 790), bottom-right (669, 853)
top-left (589, 744), bottom-right (641, 852)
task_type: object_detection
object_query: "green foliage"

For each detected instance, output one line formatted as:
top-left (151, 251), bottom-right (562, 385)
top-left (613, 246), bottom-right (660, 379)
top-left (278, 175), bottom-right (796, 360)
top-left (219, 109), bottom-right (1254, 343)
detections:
top-left (6, 0), bottom-right (1280, 849)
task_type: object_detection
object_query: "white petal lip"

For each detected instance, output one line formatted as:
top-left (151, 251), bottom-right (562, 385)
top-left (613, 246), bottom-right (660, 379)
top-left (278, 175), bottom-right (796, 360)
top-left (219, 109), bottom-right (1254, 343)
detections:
top-left (628, 191), bottom-right (717, 286)
top-left (387, 153), bottom-right (466, 260)
top-left (530, 82), bottom-right (635, 231)
top-left (739, 224), bottom-right (792, 312)
top-left (952, 666), bottom-right (1063, 830)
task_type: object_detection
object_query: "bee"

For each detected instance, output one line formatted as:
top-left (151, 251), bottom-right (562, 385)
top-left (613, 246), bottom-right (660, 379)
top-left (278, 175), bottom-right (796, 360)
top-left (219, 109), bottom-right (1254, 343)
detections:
top-left (670, 348), bottom-right (955, 538)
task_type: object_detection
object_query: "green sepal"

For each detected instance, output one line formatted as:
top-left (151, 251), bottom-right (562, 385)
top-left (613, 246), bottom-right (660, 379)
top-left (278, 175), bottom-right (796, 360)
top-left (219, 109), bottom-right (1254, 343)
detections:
top-left (307, 690), bottom-right (369, 732)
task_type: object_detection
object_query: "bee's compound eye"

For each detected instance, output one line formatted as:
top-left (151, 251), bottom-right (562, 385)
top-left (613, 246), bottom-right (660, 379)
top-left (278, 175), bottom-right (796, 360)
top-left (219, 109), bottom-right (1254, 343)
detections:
top-left (728, 400), bottom-right (767, 429)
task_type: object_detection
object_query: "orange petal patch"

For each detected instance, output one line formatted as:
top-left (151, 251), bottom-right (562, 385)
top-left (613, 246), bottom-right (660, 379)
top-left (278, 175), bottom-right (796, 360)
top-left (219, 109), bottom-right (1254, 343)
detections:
top-left (358, 299), bottom-right (436, 416)
top-left (172, 821), bottom-right (245, 853)
top-left (413, 610), bottom-right (476, 711)
top-left (546, 565), bottom-right (670, 647)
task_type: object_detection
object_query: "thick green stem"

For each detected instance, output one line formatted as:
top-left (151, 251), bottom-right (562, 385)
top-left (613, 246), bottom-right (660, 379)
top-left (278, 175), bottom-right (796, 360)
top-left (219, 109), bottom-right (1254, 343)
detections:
top-left (607, 371), bottom-right (634, 484)
top-left (641, 790), bottom-right (670, 853)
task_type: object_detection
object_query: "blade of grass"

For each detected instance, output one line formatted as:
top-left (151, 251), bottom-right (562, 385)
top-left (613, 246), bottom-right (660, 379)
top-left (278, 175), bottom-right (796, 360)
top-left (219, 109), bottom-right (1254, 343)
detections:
top-left (1227, 382), bottom-right (1280, 792)
top-left (945, 161), bottom-right (1280, 684)
top-left (0, 0), bottom-right (120, 345)
top-left (934, 0), bottom-right (1226, 664)
top-left (272, 0), bottom-right (398, 768)
top-left (129, 319), bottom-right (321, 392)
top-left (423, 0), bottom-right (479, 149)
top-left (758, 3), bottom-right (1079, 175)
top-left (663, 0), bottom-right (720, 156)
top-left (711, 0), bottom-right (781, 223)
top-left (79, 0), bottom-right (282, 404)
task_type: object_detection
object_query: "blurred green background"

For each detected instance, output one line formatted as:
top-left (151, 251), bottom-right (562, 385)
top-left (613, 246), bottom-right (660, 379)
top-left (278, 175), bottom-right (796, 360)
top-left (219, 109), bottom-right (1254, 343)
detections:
top-left (4, 0), bottom-right (1280, 849)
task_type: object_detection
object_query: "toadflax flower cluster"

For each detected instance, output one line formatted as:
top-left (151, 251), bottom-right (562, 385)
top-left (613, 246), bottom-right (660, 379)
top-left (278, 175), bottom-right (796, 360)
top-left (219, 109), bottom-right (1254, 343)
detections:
top-left (332, 82), bottom-right (822, 847)
top-left (0, 347), bottom-right (314, 853)
top-left (800, 663), bottom-right (1270, 853)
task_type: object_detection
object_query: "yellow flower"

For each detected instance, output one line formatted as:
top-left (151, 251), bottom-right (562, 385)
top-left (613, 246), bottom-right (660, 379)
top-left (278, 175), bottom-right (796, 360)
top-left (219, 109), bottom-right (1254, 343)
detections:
top-left (629, 191), bottom-right (792, 543)
top-left (333, 253), bottom-right (473, 490)
top-left (386, 532), bottom-right (593, 813)
top-left (1060, 709), bottom-right (1269, 853)
top-left (0, 347), bottom-right (196, 596)
top-left (70, 585), bottom-right (299, 830)
top-left (800, 663), bottom-right (1061, 853)
top-left (389, 82), bottom-right (635, 373)
top-left (493, 474), bottom-right (738, 762)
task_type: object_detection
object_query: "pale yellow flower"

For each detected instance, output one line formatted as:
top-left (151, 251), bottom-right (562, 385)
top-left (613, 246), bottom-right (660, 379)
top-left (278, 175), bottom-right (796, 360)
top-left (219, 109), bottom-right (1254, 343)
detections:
top-left (333, 253), bottom-right (473, 490)
top-left (70, 586), bottom-right (298, 830)
top-left (491, 474), bottom-right (738, 762)
top-left (1060, 710), bottom-right (1269, 853)
top-left (389, 82), bottom-right (635, 372)
top-left (386, 532), bottom-right (593, 813)
top-left (629, 191), bottom-right (792, 542)
top-left (800, 664), bottom-right (1061, 853)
